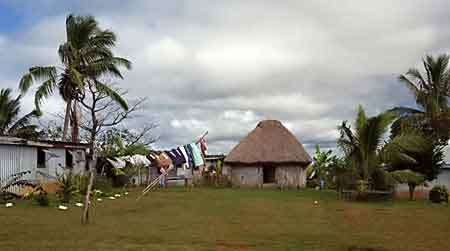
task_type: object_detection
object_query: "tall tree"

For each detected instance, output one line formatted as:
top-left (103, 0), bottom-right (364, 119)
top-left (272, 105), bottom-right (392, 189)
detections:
top-left (391, 54), bottom-right (450, 145)
top-left (0, 88), bottom-right (40, 138)
top-left (19, 14), bottom-right (131, 142)
top-left (382, 132), bottom-right (444, 199)
top-left (337, 106), bottom-right (396, 189)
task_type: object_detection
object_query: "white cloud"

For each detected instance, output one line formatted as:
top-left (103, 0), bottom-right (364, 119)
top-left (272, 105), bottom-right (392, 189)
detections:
top-left (1, 0), bottom-right (450, 154)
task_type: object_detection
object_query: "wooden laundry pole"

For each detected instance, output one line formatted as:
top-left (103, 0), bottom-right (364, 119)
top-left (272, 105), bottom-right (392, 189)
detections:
top-left (196, 131), bottom-right (208, 144)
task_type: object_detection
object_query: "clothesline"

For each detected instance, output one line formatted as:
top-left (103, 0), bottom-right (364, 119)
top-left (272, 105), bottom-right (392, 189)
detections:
top-left (147, 130), bottom-right (208, 171)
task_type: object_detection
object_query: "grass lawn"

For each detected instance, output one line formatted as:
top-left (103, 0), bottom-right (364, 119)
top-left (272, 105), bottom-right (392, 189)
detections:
top-left (1, 188), bottom-right (449, 251)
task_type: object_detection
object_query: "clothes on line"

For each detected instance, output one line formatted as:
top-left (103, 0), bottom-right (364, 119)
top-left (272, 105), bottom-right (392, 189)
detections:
top-left (189, 143), bottom-right (204, 167)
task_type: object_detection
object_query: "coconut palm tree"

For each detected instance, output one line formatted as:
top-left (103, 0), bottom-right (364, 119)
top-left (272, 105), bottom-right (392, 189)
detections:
top-left (390, 54), bottom-right (450, 145)
top-left (19, 14), bottom-right (131, 142)
top-left (0, 88), bottom-right (40, 138)
top-left (337, 106), bottom-right (396, 189)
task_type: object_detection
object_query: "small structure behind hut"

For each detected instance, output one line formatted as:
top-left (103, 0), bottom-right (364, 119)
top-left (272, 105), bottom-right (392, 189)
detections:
top-left (223, 120), bottom-right (312, 188)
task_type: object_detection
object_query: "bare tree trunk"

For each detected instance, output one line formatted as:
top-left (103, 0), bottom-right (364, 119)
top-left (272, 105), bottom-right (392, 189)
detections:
top-left (71, 101), bottom-right (79, 143)
top-left (81, 155), bottom-right (96, 224)
top-left (62, 100), bottom-right (72, 141)
top-left (408, 183), bottom-right (416, 201)
top-left (81, 119), bottom-right (97, 224)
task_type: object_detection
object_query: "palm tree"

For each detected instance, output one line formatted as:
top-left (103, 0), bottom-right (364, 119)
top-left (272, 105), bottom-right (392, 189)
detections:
top-left (337, 106), bottom-right (396, 188)
top-left (391, 54), bottom-right (450, 145)
top-left (0, 88), bottom-right (40, 138)
top-left (19, 14), bottom-right (131, 142)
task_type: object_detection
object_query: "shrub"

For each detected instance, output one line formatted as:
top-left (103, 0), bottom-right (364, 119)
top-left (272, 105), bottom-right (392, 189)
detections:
top-left (94, 176), bottom-right (113, 194)
top-left (34, 186), bottom-right (50, 207)
top-left (75, 175), bottom-right (90, 195)
top-left (429, 185), bottom-right (449, 203)
top-left (306, 179), bottom-right (320, 189)
top-left (57, 171), bottom-right (78, 203)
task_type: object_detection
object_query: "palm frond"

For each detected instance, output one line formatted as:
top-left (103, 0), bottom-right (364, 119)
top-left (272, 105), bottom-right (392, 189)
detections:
top-left (94, 80), bottom-right (128, 110)
top-left (34, 78), bottom-right (57, 110)
top-left (19, 66), bottom-right (57, 94)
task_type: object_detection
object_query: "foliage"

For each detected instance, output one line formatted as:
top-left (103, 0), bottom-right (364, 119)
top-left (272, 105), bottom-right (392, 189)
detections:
top-left (97, 128), bottom-right (151, 158)
top-left (390, 54), bottom-right (450, 146)
top-left (337, 105), bottom-right (396, 187)
top-left (19, 14), bottom-right (131, 142)
top-left (19, 14), bottom-right (131, 112)
top-left (0, 88), bottom-right (40, 138)
top-left (34, 186), bottom-right (50, 207)
top-left (429, 185), bottom-right (449, 203)
top-left (382, 132), bottom-right (444, 181)
top-left (56, 171), bottom-right (78, 203)
top-left (93, 176), bottom-right (113, 195)
top-left (311, 145), bottom-right (333, 181)
top-left (38, 120), bottom-right (63, 140)
top-left (389, 169), bottom-right (426, 200)
top-left (73, 175), bottom-right (90, 195)
top-left (389, 169), bottom-right (426, 185)
top-left (308, 145), bottom-right (348, 189)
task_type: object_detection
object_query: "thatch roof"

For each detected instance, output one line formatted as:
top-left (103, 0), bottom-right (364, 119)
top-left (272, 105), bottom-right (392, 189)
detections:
top-left (224, 120), bottom-right (312, 166)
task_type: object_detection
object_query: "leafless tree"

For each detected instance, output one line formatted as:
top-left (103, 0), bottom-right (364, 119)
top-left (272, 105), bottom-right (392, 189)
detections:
top-left (74, 80), bottom-right (152, 224)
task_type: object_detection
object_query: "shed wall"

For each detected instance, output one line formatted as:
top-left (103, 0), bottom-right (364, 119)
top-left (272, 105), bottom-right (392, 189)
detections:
top-left (1, 145), bottom-right (87, 194)
top-left (0, 145), bottom-right (37, 194)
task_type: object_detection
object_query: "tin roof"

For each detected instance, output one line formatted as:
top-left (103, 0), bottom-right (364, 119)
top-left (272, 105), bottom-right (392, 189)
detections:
top-left (0, 136), bottom-right (89, 149)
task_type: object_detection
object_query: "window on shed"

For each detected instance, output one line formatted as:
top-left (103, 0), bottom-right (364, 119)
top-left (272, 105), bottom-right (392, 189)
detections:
top-left (37, 149), bottom-right (46, 168)
top-left (65, 149), bottom-right (73, 168)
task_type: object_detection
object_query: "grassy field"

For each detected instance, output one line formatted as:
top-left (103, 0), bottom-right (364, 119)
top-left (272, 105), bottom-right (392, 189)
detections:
top-left (1, 188), bottom-right (449, 251)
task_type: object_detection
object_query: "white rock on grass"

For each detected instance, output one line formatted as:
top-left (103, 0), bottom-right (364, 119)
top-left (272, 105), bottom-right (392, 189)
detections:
top-left (97, 198), bottom-right (103, 202)
top-left (5, 203), bottom-right (13, 208)
top-left (114, 194), bottom-right (121, 198)
top-left (58, 205), bottom-right (69, 211)
top-left (108, 196), bottom-right (116, 200)
top-left (124, 192), bottom-right (129, 195)
top-left (75, 203), bottom-right (83, 207)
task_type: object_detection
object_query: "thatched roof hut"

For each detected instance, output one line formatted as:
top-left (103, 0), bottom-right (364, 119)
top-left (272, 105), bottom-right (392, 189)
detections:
top-left (224, 120), bottom-right (311, 188)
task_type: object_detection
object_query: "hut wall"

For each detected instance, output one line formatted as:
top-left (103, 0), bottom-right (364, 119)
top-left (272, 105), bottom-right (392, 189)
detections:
top-left (275, 166), bottom-right (307, 188)
top-left (230, 166), bottom-right (261, 187)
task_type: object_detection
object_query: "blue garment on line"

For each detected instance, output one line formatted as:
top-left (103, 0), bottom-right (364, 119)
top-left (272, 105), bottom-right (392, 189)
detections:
top-left (183, 145), bottom-right (194, 169)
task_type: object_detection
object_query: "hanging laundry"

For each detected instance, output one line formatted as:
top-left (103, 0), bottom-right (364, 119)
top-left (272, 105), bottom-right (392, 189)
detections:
top-left (189, 143), bottom-right (204, 167)
top-left (156, 152), bottom-right (172, 169)
top-left (165, 150), bottom-right (177, 164)
top-left (172, 149), bottom-right (186, 165)
top-left (183, 145), bottom-right (195, 169)
top-left (199, 137), bottom-right (208, 156)
top-left (178, 146), bottom-right (191, 169)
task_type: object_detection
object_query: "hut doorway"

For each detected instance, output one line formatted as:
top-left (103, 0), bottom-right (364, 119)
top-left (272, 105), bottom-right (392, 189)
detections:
top-left (263, 166), bottom-right (276, 184)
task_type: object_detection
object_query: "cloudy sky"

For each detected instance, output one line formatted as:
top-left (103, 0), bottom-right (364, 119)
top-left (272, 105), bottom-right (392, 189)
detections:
top-left (1, 1), bottom-right (450, 154)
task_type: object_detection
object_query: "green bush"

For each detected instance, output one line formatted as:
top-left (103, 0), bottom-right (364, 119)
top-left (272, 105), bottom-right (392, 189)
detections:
top-left (429, 185), bottom-right (449, 203)
top-left (57, 171), bottom-right (78, 203)
top-left (306, 179), bottom-right (320, 188)
top-left (75, 175), bottom-right (90, 195)
top-left (34, 186), bottom-right (50, 207)
top-left (94, 176), bottom-right (113, 194)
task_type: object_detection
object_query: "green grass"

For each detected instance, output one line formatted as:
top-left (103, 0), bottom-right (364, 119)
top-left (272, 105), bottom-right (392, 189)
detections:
top-left (1, 188), bottom-right (449, 250)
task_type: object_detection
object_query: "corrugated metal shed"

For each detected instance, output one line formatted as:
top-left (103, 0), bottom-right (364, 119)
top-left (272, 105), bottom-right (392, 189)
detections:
top-left (0, 136), bottom-right (89, 195)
